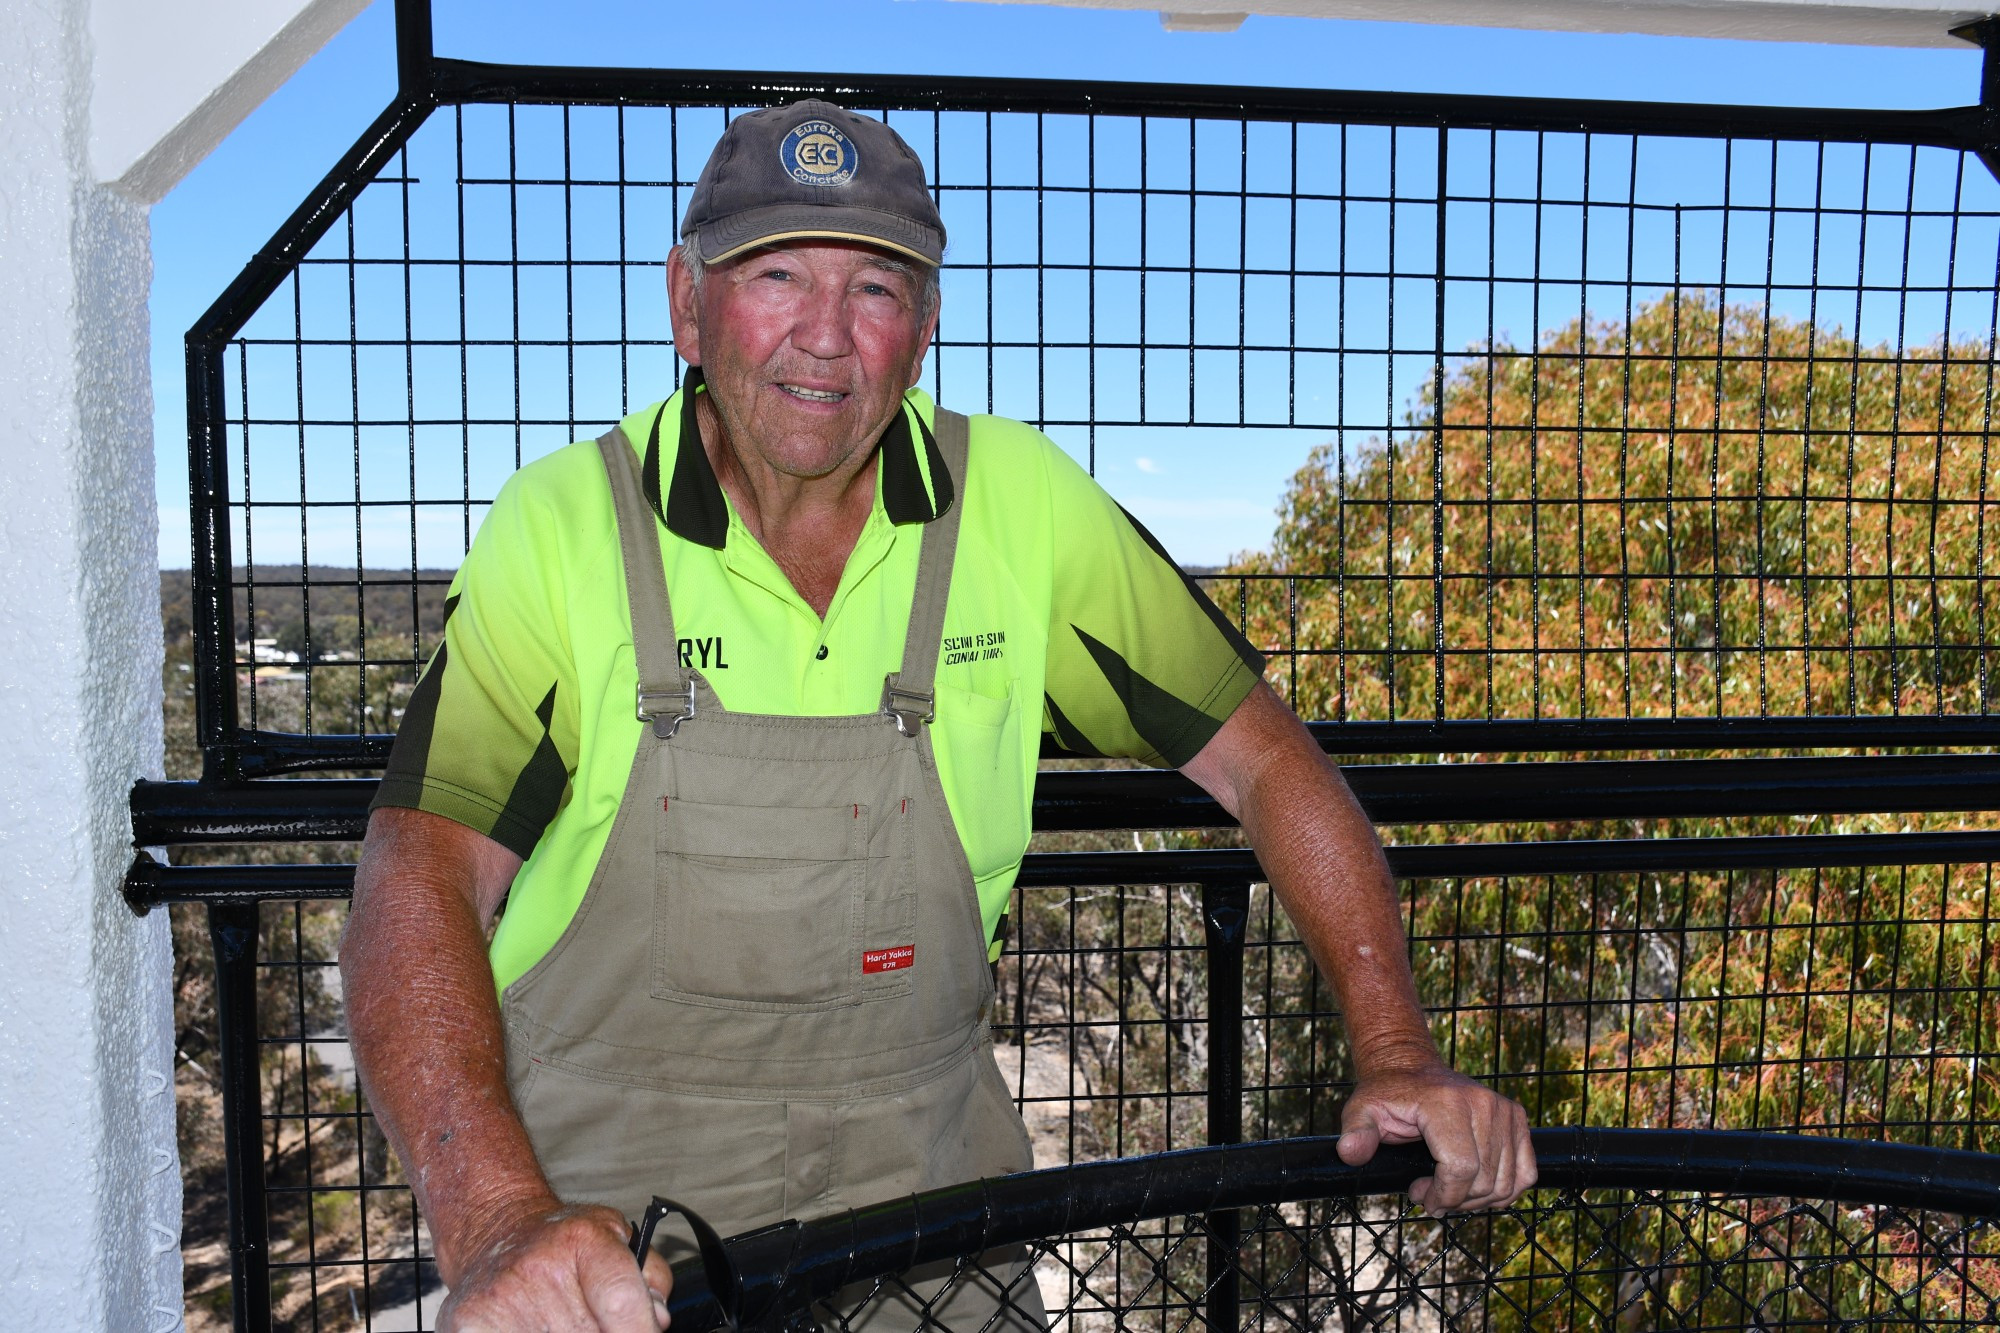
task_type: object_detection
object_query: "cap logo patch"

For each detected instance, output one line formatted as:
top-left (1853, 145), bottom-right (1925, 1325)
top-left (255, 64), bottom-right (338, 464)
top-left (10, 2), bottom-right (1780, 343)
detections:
top-left (780, 119), bottom-right (857, 188)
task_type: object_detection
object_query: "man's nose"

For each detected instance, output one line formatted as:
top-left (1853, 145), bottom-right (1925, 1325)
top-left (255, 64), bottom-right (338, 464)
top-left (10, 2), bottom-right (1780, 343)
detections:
top-left (791, 284), bottom-right (854, 359)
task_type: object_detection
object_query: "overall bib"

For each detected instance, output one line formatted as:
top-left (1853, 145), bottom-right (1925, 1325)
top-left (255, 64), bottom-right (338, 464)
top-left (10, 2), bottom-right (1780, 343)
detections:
top-left (500, 410), bottom-right (1041, 1325)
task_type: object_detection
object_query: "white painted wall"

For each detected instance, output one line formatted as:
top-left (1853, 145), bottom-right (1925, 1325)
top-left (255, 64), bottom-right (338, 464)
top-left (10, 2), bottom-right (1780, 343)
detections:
top-left (982, 0), bottom-right (1996, 47)
top-left (0, 1), bottom-right (362, 1327)
top-left (92, 0), bottom-right (370, 204)
top-left (0, 0), bottom-right (178, 1322)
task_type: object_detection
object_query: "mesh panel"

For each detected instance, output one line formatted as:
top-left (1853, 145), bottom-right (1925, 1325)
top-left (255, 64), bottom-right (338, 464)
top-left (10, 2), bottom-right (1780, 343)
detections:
top-left (203, 104), bottom-right (2000, 767)
top-left (188, 856), bottom-right (2000, 1326)
top-left (812, 1198), bottom-right (2000, 1332)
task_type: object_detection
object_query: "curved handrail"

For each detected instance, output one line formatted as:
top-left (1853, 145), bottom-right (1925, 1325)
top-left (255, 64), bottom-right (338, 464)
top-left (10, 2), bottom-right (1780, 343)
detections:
top-left (661, 1128), bottom-right (2000, 1330)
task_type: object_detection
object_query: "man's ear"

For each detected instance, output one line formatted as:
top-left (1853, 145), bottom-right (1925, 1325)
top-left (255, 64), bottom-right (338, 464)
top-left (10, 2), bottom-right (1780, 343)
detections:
top-left (666, 248), bottom-right (703, 367)
top-left (906, 301), bottom-right (939, 388)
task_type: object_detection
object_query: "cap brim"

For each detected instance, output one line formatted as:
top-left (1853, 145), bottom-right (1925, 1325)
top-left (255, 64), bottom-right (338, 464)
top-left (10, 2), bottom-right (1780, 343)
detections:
top-left (702, 229), bottom-right (939, 268)
top-left (690, 203), bottom-right (942, 267)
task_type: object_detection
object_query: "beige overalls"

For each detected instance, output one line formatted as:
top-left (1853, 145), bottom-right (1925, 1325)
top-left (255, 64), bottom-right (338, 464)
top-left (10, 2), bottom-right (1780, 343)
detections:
top-left (500, 410), bottom-right (1041, 1325)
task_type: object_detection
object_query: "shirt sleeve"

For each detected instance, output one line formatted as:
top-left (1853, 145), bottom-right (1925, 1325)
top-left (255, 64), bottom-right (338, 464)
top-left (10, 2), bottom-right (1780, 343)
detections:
top-left (1039, 443), bottom-right (1266, 768)
top-left (370, 464), bottom-right (584, 859)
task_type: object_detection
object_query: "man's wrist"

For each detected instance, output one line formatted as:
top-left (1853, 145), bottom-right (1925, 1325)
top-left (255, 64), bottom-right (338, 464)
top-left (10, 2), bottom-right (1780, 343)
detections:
top-left (431, 1180), bottom-right (567, 1285)
top-left (1351, 1037), bottom-right (1449, 1081)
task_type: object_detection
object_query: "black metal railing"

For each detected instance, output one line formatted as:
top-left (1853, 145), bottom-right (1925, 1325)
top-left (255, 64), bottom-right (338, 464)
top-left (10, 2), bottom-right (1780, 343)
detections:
top-left (133, 834), bottom-right (2000, 1330)
top-left (144, 1), bottom-right (2000, 1328)
top-left (647, 1131), bottom-right (2000, 1332)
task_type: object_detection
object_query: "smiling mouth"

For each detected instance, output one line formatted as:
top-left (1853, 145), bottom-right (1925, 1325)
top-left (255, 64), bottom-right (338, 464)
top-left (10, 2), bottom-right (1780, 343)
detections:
top-left (778, 383), bottom-right (846, 403)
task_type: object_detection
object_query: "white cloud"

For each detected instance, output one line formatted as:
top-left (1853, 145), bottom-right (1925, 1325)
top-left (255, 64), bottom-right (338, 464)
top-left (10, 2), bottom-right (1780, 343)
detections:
top-left (1134, 456), bottom-right (1161, 474)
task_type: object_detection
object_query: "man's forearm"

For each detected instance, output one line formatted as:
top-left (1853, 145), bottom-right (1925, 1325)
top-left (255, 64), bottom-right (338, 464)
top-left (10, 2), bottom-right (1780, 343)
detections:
top-left (341, 807), bottom-right (548, 1284)
top-left (1239, 746), bottom-right (1441, 1076)
top-left (1183, 683), bottom-right (1442, 1077)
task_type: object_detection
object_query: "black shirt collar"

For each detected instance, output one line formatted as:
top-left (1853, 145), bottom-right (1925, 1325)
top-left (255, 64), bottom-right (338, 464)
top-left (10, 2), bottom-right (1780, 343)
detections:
top-left (642, 368), bottom-right (956, 549)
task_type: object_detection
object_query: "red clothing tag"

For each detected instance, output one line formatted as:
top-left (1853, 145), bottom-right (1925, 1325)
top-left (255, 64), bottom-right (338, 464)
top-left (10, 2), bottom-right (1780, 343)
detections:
top-left (862, 945), bottom-right (915, 975)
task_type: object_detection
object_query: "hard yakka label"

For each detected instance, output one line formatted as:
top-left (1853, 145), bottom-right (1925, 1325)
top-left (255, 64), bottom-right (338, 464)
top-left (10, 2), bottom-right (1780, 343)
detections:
top-left (862, 945), bottom-right (915, 975)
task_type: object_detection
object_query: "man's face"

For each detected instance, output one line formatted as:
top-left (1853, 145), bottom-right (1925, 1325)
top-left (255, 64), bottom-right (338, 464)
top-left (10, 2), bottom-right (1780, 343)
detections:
top-left (668, 240), bottom-right (938, 483)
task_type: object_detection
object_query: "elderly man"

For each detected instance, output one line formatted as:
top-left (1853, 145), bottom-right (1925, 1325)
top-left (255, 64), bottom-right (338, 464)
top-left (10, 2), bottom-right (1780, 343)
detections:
top-left (341, 99), bottom-right (1534, 1333)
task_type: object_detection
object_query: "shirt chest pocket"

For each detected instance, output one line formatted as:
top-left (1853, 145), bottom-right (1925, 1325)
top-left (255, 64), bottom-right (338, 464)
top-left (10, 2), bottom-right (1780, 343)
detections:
top-left (934, 680), bottom-right (1032, 884)
top-left (653, 798), bottom-right (907, 1011)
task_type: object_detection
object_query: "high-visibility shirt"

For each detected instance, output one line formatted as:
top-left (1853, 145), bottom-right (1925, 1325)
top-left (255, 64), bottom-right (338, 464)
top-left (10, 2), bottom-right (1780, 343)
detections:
top-left (374, 382), bottom-right (1264, 990)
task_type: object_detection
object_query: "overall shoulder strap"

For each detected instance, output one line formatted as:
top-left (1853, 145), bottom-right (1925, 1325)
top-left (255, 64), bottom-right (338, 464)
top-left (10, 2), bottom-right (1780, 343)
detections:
top-left (882, 407), bottom-right (970, 735)
top-left (598, 417), bottom-right (695, 739)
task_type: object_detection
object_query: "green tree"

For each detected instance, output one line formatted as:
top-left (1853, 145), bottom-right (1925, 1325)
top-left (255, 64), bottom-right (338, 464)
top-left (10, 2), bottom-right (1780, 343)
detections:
top-left (1221, 292), bottom-right (2000, 1327)
top-left (1236, 291), bottom-right (1999, 725)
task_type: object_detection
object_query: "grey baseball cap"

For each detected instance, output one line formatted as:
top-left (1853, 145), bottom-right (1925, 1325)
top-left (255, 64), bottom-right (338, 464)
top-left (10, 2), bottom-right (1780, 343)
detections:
top-left (679, 99), bottom-right (945, 267)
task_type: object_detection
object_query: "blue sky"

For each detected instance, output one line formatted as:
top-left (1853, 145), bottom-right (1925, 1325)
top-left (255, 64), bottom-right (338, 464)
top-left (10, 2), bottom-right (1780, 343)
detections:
top-left (149, 0), bottom-right (1988, 569)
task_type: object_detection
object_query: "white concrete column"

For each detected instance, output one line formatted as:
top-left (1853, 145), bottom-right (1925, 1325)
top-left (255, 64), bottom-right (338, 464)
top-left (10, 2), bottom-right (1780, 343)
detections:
top-left (0, 0), bottom-right (179, 1327)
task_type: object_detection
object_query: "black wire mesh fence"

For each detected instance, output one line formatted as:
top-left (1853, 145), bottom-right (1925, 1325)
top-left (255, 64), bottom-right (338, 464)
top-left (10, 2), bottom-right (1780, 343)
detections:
top-left (640, 1130), bottom-right (2000, 1333)
top-left (166, 842), bottom-right (2000, 1329)
top-left (1002, 859), bottom-right (2000, 1159)
top-left (187, 57), bottom-right (2000, 774)
top-left (831, 1193), bottom-right (2000, 1332)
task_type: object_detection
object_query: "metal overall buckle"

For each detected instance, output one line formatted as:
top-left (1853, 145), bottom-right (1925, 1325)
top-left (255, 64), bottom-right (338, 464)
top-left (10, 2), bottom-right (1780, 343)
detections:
top-left (637, 678), bottom-right (698, 740)
top-left (881, 679), bottom-right (935, 737)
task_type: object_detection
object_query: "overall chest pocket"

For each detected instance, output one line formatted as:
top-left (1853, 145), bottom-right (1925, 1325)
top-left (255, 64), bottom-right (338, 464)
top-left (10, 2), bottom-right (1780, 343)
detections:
top-left (653, 798), bottom-right (889, 1011)
top-left (934, 680), bottom-right (1032, 884)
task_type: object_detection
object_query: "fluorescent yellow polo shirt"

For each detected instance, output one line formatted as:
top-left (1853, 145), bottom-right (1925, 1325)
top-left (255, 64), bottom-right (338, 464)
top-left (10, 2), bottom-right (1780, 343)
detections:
top-left (375, 377), bottom-right (1263, 990)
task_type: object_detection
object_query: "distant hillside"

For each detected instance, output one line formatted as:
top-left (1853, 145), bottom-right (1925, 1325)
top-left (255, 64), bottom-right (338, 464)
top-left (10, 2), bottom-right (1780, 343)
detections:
top-left (160, 566), bottom-right (457, 652)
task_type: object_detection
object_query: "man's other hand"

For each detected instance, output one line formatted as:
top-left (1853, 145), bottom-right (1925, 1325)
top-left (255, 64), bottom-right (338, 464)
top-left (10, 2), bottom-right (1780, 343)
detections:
top-left (1336, 1065), bottom-right (1537, 1214)
top-left (439, 1198), bottom-right (672, 1333)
